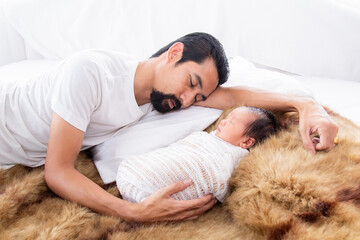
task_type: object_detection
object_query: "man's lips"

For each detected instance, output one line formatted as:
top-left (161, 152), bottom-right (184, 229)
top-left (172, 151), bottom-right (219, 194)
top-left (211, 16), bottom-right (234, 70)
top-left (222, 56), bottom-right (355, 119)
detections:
top-left (168, 99), bottom-right (175, 109)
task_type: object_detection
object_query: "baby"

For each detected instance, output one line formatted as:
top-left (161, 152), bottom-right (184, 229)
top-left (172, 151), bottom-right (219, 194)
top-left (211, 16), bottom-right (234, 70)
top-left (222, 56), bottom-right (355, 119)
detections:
top-left (116, 106), bottom-right (277, 203)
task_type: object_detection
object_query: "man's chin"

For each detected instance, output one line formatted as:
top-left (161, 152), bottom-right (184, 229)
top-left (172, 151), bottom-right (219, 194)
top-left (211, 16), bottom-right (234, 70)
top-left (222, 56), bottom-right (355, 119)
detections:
top-left (153, 104), bottom-right (179, 113)
top-left (152, 105), bottom-right (171, 113)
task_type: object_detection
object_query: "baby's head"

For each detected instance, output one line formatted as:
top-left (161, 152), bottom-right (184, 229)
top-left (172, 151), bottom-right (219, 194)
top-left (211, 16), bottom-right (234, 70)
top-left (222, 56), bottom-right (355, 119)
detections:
top-left (215, 106), bottom-right (277, 149)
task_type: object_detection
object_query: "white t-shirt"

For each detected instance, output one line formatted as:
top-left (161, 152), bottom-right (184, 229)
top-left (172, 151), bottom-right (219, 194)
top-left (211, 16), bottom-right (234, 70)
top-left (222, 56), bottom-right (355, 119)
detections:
top-left (0, 49), bottom-right (150, 169)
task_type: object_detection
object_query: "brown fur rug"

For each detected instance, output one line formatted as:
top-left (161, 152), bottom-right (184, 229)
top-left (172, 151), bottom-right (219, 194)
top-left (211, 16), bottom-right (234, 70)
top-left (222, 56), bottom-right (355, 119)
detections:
top-left (1, 108), bottom-right (359, 240)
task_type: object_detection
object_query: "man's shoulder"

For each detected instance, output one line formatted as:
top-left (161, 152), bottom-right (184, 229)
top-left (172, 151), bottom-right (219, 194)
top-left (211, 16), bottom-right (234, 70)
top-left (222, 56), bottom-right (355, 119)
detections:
top-left (65, 49), bottom-right (139, 76)
top-left (70, 49), bottom-right (136, 64)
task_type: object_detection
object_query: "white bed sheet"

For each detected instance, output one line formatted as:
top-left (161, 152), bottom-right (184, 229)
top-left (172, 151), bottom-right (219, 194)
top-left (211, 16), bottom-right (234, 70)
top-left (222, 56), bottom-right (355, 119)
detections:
top-left (295, 75), bottom-right (360, 126)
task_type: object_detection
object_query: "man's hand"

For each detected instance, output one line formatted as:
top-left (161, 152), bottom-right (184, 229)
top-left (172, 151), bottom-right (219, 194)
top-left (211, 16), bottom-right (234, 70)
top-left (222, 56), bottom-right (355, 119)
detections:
top-left (126, 179), bottom-right (217, 223)
top-left (298, 99), bottom-right (338, 153)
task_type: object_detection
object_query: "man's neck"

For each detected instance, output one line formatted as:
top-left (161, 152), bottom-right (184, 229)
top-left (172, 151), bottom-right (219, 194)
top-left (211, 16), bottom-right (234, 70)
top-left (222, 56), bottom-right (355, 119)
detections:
top-left (133, 57), bottom-right (158, 106)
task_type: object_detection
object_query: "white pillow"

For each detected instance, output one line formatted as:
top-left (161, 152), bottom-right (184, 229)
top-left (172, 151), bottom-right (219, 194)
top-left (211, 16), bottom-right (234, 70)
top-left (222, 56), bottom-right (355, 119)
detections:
top-left (93, 106), bottom-right (222, 184)
top-left (225, 56), bottom-right (314, 98)
top-left (0, 6), bottom-right (26, 66)
top-left (0, 59), bottom-right (59, 83)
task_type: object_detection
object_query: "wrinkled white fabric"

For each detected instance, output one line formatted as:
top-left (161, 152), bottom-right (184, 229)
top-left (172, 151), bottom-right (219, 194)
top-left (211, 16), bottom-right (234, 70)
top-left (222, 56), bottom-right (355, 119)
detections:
top-left (117, 131), bottom-right (248, 203)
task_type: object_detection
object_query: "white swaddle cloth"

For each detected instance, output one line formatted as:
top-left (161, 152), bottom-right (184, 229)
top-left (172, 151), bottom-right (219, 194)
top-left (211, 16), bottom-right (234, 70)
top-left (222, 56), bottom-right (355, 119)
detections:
top-left (116, 131), bottom-right (249, 203)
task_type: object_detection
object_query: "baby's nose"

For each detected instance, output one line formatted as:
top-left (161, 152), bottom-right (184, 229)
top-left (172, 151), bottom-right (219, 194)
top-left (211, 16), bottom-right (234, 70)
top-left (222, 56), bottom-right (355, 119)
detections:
top-left (221, 119), bottom-right (227, 126)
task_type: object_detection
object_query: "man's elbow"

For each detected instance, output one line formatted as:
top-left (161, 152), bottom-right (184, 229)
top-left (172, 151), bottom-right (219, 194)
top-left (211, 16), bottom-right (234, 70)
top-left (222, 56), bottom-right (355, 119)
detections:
top-left (44, 159), bottom-right (66, 189)
top-left (44, 162), bottom-right (56, 188)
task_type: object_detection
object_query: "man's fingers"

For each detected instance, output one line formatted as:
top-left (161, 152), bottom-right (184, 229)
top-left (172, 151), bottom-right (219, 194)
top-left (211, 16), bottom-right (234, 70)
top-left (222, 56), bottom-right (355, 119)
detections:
top-left (139, 182), bottom-right (215, 223)
top-left (315, 127), bottom-right (336, 151)
top-left (169, 198), bottom-right (217, 222)
top-left (315, 128), bottom-right (330, 151)
top-left (297, 100), bottom-right (339, 154)
top-left (160, 179), bottom-right (193, 197)
top-left (185, 216), bottom-right (199, 221)
top-left (174, 194), bottom-right (214, 211)
top-left (179, 198), bottom-right (217, 221)
top-left (163, 194), bottom-right (215, 220)
top-left (299, 125), bottom-right (316, 154)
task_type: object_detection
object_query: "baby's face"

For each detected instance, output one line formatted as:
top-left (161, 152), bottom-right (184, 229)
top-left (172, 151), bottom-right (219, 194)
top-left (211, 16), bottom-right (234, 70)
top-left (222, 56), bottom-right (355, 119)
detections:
top-left (215, 107), bottom-right (258, 147)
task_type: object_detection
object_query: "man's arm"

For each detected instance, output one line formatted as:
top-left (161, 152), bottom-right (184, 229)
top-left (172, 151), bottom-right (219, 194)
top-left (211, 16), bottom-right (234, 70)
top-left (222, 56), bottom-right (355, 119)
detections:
top-left (44, 113), bottom-right (216, 222)
top-left (196, 86), bottom-right (338, 153)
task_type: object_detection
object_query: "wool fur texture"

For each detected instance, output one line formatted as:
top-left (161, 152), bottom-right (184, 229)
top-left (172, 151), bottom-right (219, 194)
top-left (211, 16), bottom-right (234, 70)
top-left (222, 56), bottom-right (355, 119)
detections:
top-left (0, 107), bottom-right (359, 239)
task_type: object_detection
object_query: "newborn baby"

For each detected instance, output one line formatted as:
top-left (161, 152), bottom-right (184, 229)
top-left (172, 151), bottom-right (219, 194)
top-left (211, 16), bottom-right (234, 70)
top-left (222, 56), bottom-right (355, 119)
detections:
top-left (117, 106), bottom-right (277, 203)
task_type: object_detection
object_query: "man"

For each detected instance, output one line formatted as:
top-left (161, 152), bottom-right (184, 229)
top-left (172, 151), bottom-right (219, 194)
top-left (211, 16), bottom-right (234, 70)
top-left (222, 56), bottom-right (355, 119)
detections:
top-left (0, 32), bottom-right (338, 223)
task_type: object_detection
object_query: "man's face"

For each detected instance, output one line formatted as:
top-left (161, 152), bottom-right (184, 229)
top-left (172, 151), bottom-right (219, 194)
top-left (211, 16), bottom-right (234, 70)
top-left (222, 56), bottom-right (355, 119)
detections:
top-left (151, 57), bottom-right (219, 113)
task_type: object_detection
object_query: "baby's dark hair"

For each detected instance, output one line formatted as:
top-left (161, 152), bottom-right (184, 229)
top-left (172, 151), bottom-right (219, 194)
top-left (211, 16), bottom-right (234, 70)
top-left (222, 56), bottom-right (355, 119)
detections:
top-left (244, 107), bottom-right (277, 147)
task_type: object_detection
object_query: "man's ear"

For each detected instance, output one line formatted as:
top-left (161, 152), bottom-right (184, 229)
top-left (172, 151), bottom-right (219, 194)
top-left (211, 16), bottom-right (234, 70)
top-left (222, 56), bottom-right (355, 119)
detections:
top-left (166, 42), bottom-right (184, 63)
top-left (240, 137), bottom-right (255, 149)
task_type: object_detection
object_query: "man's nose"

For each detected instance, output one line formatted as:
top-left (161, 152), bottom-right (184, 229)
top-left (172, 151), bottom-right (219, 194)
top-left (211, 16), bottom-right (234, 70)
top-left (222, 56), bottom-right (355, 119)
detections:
top-left (180, 90), bottom-right (197, 108)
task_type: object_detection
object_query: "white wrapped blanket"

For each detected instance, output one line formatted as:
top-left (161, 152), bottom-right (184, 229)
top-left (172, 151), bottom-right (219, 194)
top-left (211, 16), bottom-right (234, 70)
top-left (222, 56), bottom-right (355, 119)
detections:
top-left (116, 132), bottom-right (248, 203)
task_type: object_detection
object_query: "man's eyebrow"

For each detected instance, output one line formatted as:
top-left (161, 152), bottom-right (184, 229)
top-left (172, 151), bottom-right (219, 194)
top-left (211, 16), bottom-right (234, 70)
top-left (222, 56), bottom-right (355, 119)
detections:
top-left (195, 74), bottom-right (203, 89)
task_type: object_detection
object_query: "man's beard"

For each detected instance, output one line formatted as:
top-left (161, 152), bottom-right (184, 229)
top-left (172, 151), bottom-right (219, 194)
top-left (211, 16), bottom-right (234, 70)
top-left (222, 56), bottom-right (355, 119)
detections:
top-left (150, 89), bottom-right (182, 113)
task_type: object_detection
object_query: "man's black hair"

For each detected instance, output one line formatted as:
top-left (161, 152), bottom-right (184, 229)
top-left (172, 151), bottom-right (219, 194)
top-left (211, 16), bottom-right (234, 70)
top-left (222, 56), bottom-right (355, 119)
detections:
top-left (151, 32), bottom-right (229, 86)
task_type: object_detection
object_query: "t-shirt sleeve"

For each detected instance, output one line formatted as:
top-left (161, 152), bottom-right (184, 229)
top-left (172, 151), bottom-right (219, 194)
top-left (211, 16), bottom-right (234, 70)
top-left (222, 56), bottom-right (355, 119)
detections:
top-left (50, 52), bottom-right (100, 132)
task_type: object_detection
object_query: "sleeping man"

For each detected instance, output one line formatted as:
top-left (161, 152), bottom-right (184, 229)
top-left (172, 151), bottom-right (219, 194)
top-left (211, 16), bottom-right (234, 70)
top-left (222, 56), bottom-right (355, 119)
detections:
top-left (0, 32), bottom-right (338, 222)
top-left (117, 106), bottom-right (277, 203)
